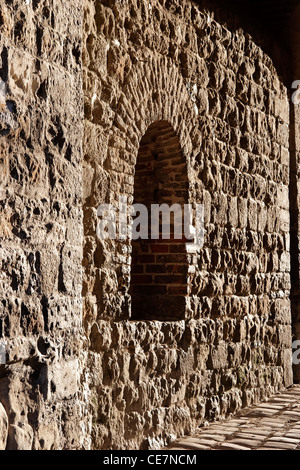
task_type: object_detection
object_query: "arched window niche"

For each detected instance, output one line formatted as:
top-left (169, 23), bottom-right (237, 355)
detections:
top-left (130, 120), bottom-right (193, 321)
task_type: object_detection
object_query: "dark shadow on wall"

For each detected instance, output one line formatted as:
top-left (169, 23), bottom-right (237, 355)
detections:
top-left (289, 100), bottom-right (300, 383)
top-left (194, 0), bottom-right (299, 85)
top-left (289, 4), bottom-right (300, 383)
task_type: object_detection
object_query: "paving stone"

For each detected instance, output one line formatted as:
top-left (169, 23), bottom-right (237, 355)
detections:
top-left (233, 432), bottom-right (269, 440)
top-left (225, 438), bottom-right (263, 448)
top-left (224, 419), bottom-right (249, 425)
top-left (246, 411), bottom-right (276, 418)
top-left (187, 438), bottom-right (220, 447)
top-left (259, 403), bottom-right (287, 409)
top-left (198, 426), bottom-right (237, 433)
top-left (194, 434), bottom-right (227, 442)
top-left (268, 436), bottom-right (300, 444)
top-left (262, 441), bottom-right (298, 450)
top-left (176, 438), bottom-right (214, 450)
top-left (237, 429), bottom-right (272, 437)
top-left (273, 431), bottom-right (300, 440)
top-left (165, 387), bottom-right (300, 451)
top-left (272, 398), bottom-right (298, 404)
top-left (284, 432), bottom-right (300, 439)
top-left (258, 419), bottom-right (287, 428)
top-left (281, 411), bottom-right (300, 419)
top-left (206, 426), bottom-right (241, 434)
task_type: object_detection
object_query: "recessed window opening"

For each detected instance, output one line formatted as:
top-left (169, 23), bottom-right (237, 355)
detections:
top-left (130, 121), bottom-right (190, 321)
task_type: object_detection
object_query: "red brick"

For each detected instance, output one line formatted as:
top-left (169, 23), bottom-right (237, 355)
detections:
top-left (131, 265), bottom-right (144, 274)
top-left (131, 285), bottom-right (167, 295)
top-left (169, 244), bottom-right (187, 253)
top-left (135, 255), bottom-right (155, 264)
top-left (155, 254), bottom-right (187, 263)
top-left (145, 264), bottom-right (187, 274)
top-left (154, 274), bottom-right (187, 285)
top-left (150, 244), bottom-right (169, 253)
top-left (131, 275), bottom-right (153, 285)
top-left (168, 286), bottom-right (188, 295)
top-left (146, 264), bottom-right (168, 273)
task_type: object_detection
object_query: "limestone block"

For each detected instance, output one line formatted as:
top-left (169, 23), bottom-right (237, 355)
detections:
top-left (7, 424), bottom-right (33, 451)
top-left (48, 360), bottom-right (79, 401)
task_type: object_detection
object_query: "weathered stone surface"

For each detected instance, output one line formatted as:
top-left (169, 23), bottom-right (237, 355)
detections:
top-left (7, 424), bottom-right (33, 451)
top-left (0, 0), bottom-right (297, 451)
top-left (0, 0), bottom-right (86, 451)
top-left (81, 0), bottom-right (293, 450)
top-left (0, 403), bottom-right (8, 450)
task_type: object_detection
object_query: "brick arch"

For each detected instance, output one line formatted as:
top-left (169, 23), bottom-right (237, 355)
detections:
top-left (82, 55), bottom-right (201, 322)
top-left (117, 55), bottom-right (201, 168)
top-left (107, 56), bottom-right (201, 320)
top-left (130, 120), bottom-right (190, 321)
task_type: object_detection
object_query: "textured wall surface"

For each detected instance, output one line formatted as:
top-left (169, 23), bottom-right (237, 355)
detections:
top-left (83, 0), bottom-right (293, 450)
top-left (0, 0), bottom-right (294, 451)
top-left (0, 0), bottom-right (86, 450)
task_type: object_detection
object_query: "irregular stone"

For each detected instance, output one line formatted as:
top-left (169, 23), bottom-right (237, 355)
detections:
top-left (7, 424), bottom-right (33, 451)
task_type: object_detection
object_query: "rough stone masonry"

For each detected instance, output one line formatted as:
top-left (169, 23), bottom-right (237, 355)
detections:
top-left (0, 0), bottom-right (299, 450)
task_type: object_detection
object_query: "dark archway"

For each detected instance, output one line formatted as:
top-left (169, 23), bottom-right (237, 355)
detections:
top-left (130, 121), bottom-right (190, 321)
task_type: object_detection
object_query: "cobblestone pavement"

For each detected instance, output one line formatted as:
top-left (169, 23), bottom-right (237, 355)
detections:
top-left (166, 386), bottom-right (300, 450)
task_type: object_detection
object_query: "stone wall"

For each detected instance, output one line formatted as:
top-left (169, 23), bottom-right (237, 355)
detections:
top-left (0, 0), bottom-right (86, 450)
top-left (83, 0), bottom-right (293, 450)
top-left (0, 0), bottom-right (294, 451)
